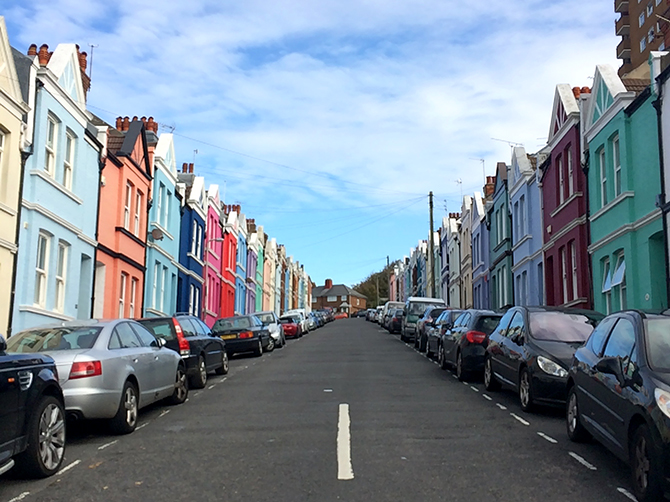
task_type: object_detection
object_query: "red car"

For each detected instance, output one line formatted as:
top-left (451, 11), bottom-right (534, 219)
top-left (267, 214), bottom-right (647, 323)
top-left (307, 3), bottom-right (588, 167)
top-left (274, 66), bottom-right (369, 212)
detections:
top-left (279, 316), bottom-right (302, 339)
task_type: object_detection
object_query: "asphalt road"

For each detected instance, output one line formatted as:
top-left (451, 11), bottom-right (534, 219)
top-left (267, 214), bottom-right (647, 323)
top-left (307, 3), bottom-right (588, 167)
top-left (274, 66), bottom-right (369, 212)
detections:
top-left (0, 318), bottom-right (645, 502)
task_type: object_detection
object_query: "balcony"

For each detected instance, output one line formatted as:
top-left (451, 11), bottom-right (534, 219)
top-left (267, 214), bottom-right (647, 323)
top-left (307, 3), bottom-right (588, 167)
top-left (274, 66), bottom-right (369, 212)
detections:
top-left (617, 37), bottom-right (631, 59)
top-left (615, 0), bottom-right (629, 14)
top-left (616, 14), bottom-right (630, 36)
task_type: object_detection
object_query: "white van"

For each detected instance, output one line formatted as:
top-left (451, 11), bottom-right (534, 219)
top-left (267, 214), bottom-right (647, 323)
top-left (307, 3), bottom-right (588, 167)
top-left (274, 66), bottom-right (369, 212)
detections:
top-left (401, 297), bottom-right (446, 342)
top-left (285, 309), bottom-right (309, 332)
top-left (381, 301), bottom-right (405, 330)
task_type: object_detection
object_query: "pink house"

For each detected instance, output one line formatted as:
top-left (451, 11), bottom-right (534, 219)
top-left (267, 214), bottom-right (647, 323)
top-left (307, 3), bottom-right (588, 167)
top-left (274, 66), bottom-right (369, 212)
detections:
top-left (203, 184), bottom-right (223, 327)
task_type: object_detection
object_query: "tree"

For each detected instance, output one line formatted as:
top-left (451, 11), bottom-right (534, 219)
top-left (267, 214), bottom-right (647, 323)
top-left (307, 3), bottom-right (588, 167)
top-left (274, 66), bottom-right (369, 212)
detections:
top-left (353, 261), bottom-right (399, 307)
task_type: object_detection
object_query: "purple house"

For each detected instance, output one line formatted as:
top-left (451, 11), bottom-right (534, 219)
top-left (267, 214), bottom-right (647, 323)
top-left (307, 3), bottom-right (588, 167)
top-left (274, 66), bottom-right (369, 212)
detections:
top-left (246, 219), bottom-right (258, 314)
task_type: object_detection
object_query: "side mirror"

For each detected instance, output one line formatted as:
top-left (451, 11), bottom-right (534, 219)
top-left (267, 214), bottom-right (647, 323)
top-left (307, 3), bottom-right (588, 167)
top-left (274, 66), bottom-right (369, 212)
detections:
top-left (596, 357), bottom-right (621, 377)
top-left (157, 337), bottom-right (167, 348)
top-left (0, 334), bottom-right (6, 352)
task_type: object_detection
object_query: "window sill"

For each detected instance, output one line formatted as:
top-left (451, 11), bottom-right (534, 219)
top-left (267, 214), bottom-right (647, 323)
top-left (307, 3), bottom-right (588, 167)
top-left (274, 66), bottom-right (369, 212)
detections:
top-left (590, 191), bottom-right (634, 222)
top-left (115, 227), bottom-right (147, 247)
top-left (150, 222), bottom-right (174, 241)
top-left (30, 170), bottom-right (83, 205)
top-left (19, 304), bottom-right (74, 321)
top-left (187, 252), bottom-right (205, 267)
top-left (549, 191), bottom-right (583, 218)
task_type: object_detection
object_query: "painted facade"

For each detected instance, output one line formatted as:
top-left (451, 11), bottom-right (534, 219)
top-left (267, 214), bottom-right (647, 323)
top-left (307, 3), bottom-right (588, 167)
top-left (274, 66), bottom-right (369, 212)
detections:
top-left (203, 184), bottom-right (223, 326)
top-left (0, 22), bottom-right (30, 335)
top-left (542, 84), bottom-right (592, 309)
top-left (459, 197), bottom-right (473, 308)
top-left (509, 147), bottom-right (544, 307)
top-left (263, 237), bottom-right (277, 312)
top-left (235, 211), bottom-right (248, 315)
top-left (446, 215), bottom-right (461, 308)
top-left (471, 191), bottom-right (490, 310)
top-left (246, 222), bottom-right (258, 314)
top-left (221, 205), bottom-right (239, 318)
top-left (488, 162), bottom-right (513, 310)
top-left (255, 226), bottom-right (265, 312)
top-left (584, 64), bottom-right (667, 313)
top-left (654, 51), bottom-right (670, 306)
top-left (14, 44), bottom-right (103, 332)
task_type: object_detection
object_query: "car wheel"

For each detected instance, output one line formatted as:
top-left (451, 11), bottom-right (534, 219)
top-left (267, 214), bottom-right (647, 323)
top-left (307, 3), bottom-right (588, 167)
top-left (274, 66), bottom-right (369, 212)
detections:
top-left (254, 340), bottom-right (263, 357)
top-left (215, 351), bottom-right (229, 375)
top-left (519, 368), bottom-right (535, 412)
top-left (456, 351), bottom-right (467, 382)
top-left (110, 380), bottom-right (139, 434)
top-left (168, 365), bottom-right (189, 405)
top-left (191, 355), bottom-right (208, 389)
top-left (265, 337), bottom-right (275, 352)
top-left (566, 386), bottom-right (590, 442)
top-left (484, 357), bottom-right (500, 391)
top-left (15, 395), bottom-right (66, 477)
top-left (400, 330), bottom-right (406, 342)
top-left (630, 424), bottom-right (663, 502)
top-left (438, 344), bottom-right (448, 370)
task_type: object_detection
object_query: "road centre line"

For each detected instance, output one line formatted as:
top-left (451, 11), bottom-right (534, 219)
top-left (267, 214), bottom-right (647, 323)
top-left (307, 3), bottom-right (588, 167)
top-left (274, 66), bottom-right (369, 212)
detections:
top-left (97, 440), bottom-right (118, 450)
top-left (568, 452), bottom-right (597, 471)
top-left (470, 386), bottom-right (479, 392)
top-left (616, 487), bottom-right (637, 501)
top-left (56, 459), bottom-right (81, 476)
top-left (337, 403), bottom-right (354, 480)
top-left (482, 394), bottom-right (492, 401)
top-left (136, 423), bottom-right (148, 430)
top-left (537, 432), bottom-right (558, 444)
top-left (496, 403), bottom-right (507, 410)
top-left (510, 413), bottom-right (530, 426)
top-left (159, 409), bottom-right (170, 417)
top-left (208, 384), bottom-right (216, 389)
top-left (451, 374), bottom-right (458, 379)
top-left (462, 381), bottom-right (469, 385)
top-left (7, 492), bottom-right (30, 502)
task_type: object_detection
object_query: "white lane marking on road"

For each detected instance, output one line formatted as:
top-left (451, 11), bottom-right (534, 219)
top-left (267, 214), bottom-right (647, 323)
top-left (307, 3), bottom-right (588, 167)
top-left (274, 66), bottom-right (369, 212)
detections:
top-left (185, 398), bottom-right (189, 403)
top-left (496, 403), bottom-right (507, 410)
top-left (482, 394), bottom-right (492, 401)
top-left (159, 409), bottom-right (170, 418)
top-left (98, 440), bottom-right (118, 450)
top-left (537, 432), bottom-right (558, 444)
top-left (617, 487), bottom-right (638, 501)
top-left (337, 403), bottom-right (354, 480)
top-left (324, 389), bottom-right (333, 392)
top-left (136, 423), bottom-right (148, 430)
top-left (510, 413), bottom-right (530, 426)
top-left (56, 459), bottom-right (81, 476)
top-left (462, 381), bottom-right (469, 385)
top-left (451, 374), bottom-right (458, 379)
top-left (433, 361), bottom-right (439, 365)
top-left (568, 452), bottom-right (597, 470)
top-left (7, 492), bottom-right (30, 502)
top-left (208, 384), bottom-right (216, 389)
top-left (470, 386), bottom-right (479, 392)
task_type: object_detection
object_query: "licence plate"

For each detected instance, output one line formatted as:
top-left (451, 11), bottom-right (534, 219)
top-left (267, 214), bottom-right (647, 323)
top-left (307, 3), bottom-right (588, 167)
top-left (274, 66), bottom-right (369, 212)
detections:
top-left (220, 335), bottom-right (237, 340)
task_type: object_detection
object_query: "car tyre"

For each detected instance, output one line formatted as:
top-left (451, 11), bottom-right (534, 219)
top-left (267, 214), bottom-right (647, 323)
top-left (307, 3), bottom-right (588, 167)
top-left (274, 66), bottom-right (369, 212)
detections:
top-left (168, 365), bottom-right (189, 405)
top-left (425, 339), bottom-right (433, 358)
top-left (110, 380), bottom-right (139, 435)
top-left (484, 357), bottom-right (500, 391)
top-left (566, 386), bottom-right (590, 442)
top-left (630, 424), bottom-right (663, 502)
top-left (456, 351), bottom-right (468, 382)
top-left (438, 344), bottom-right (448, 370)
top-left (518, 368), bottom-right (535, 412)
top-left (191, 355), bottom-right (208, 389)
top-left (15, 395), bottom-right (66, 478)
top-left (265, 337), bottom-right (275, 352)
top-left (215, 351), bottom-right (229, 375)
top-left (254, 339), bottom-right (263, 357)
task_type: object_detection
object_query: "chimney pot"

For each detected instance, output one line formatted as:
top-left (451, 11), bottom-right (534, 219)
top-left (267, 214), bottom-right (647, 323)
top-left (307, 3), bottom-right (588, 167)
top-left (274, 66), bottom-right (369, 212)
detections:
top-left (38, 44), bottom-right (50, 66)
top-left (115, 117), bottom-right (122, 129)
top-left (182, 162), bottom-right (187, 173)
top-left (572, 86), bottom-right (581, 99)
top-left (28, 44), bottom-right (37, 56)
top-left (581, 86), bottom-right (591, 94)
top-left (122, 117), bottom-right (130, 131)
top-left (78, 50), bottom-right (87, 71)
top-left (189, 162), bottom-right (194, 173)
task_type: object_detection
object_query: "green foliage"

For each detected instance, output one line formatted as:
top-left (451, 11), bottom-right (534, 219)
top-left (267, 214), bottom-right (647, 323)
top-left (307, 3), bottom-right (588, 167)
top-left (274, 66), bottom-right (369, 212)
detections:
top-left (353, 261), bottom-right (400, 307)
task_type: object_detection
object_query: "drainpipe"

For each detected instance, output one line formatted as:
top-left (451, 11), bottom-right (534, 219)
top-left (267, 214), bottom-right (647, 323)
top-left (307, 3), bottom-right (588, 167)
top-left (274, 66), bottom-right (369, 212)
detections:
top-left (652, 82), bottom-right (670, 305)
top-left (90, 142), bottom-right (104, 319)
top-left (581, 148), bottom-right (595, 311)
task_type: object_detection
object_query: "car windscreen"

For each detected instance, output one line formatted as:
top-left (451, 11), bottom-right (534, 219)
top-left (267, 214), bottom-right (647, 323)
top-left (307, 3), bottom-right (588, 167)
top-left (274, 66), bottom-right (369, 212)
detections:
top-left (529, 312), bottom-right (600, 343)
top-left (645, 319), bottom-right (670, 372)
top-left (7, 326), bottom-right (103, 352)
top-left (138, 318), bottom-right (176, 341)
top-left (407, 302), bottom-right (444, 321)
top-left (213, 317), bottom-right (252, 331)
top-left (393, 309), bottom-right (404, 316)
top-left (427, 308), bottom-right (446, 319)
top-left (256, 314), bottom-right (275, 325)
top-left (474, 316), bottom-right (502, 335)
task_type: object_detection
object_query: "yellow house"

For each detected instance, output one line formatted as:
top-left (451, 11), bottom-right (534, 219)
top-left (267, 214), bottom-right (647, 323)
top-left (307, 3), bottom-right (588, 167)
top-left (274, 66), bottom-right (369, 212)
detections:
top-left (0, 17), bottom-right (30, 336)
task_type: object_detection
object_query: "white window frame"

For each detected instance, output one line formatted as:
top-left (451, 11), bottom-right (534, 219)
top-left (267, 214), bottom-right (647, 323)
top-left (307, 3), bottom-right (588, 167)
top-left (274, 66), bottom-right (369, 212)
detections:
top-left (189, 284), bottom-right (195, 315)
top-left (639, 12), bottom-right (646, 27)
top-left (55, 241), bottom-right (68, 313)
top-left (570, 242), bottom-right (578, 301)
top-left (558, 155), bottom-right (565, 204)
top-left (647, 2), bottom-right (654, 16)
top-left (119, 273), bottom-right (128, 318)
top-left (561, 247), bottom-right (568, 304)
top-left (134, 190), bottom-right (142, 236)
top-left (165, 190), bottom-right (171, 228)
top-left (152, 262), bottom-right (159, 308)
top-left (196, 224), bottom-right (202, 259)
top-left (602, 258), bottom-right (612, 314)
top-left (649, 26), bottom-right (655, 43)
top-left (640, 36), bottom-right (647, 52)
top-left (157, 183), bottom-right (164, 226)
top-left (599, 149), bottom-right (607, 207)
top-left (34, 233), bottom-right (50, 307)
top-left (567, 147), bottom-right (574, 195)
top-left (0, 130), bottom-right (5, 200)
top-left (519, 195), bottom-right (525, 237)
top-left (190, 221), bottom-right (197, 255)
top-left (613, 136), bottom-right (621, 197)
top-left (124, 182), bottom-right (132, 230)
top-left (130, 278), bottom-right (137, 318)
top-left (160, 266), bottom-right (167, 313)
top-left (63, 131), bottom-right (74, 190)
top-left (45, 116), bottom-right (57, 176)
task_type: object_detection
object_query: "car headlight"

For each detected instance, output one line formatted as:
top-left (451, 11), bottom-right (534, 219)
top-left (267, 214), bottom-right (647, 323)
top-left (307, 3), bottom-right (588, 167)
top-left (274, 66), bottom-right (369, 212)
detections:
top-left (655, 388), bottom-right (670, 420)
top-left (537, 356), bottom-right (568, 378)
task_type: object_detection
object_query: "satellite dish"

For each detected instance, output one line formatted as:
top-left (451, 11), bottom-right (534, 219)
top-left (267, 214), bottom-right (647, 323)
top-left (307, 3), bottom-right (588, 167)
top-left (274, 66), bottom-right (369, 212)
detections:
top-left (151, 228), bottom-right (164, 240)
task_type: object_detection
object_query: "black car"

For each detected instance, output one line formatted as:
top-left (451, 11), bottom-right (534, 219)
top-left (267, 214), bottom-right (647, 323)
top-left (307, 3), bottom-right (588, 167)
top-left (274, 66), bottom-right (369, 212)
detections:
top-left (426, 309), bottom-right (463, 358)
top-left (138, 315), bottom-right (228, 389)
top-left (388, 309), bottom-right (404, 334)
top-left (566, 310), bottom-right (670, 502)
top-left (438, 310), bottom-right (502, 381)
top-left (484, 307), bottom-right (603, 412)
top-left (415, 307), bottom-right (447, 352)
top-left (0, 334), bottom-right (66, 478)
top-left (212, 315), bottom-right (272, 357)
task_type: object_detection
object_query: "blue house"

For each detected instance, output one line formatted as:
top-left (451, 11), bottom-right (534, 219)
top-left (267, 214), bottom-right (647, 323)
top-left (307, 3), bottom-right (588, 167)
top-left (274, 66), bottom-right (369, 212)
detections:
top-left (509, 147), bottom-right (545, 306)
top-left (144, 133), bottom-right (182, 317)
top-left (11, 44), bottom-right (102, 332)
top-left (235, 212), bottom-right (248, 315)
top-left (471, 191), bottom-right (490, 309)
top-left (176, 167), bottom-right (206, 317)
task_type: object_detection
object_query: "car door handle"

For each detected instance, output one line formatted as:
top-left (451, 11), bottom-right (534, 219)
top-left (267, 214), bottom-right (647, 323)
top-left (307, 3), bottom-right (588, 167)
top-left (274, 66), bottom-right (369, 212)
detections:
top-left (154, 356), bottom-right (159, 360)
top-left (133, 358), bottom-right (139, 363)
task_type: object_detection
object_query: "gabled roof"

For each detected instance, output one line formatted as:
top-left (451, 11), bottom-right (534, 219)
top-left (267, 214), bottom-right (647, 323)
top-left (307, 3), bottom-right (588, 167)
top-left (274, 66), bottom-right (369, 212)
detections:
top-left (0, 18), bottom-right (22, 105)
top-left (154, 133), bottom-right (177, 177)
top-left (46, 43), bottom-right (87, 110)
top-left (11, 47), bottom-right (32, 104)
top-left (548, 84), bottom-right (581, 144)
top-left (510, 146), bottom-right (534, 192)
top-left (584, 64), bottom-right (630, 132)
top-left (111, 120), bottom-right (152, 179)
top-left (472, 191), bottom-right (485, 224)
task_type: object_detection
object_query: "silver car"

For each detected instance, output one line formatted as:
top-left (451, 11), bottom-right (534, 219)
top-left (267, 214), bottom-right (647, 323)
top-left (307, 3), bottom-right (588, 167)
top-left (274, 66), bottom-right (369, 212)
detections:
top-left (254, 311), bottom-right (285, 348)
top-left (7, 320), bottom-right (188, 434)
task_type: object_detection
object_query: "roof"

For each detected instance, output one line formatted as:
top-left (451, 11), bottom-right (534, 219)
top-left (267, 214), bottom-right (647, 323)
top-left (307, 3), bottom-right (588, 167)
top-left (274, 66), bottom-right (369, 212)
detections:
top-left (621, 77), bottom-right (650, 95)
top-left (107, 130), bottom-right (125, 154)
top-left (314, 284), bottom-right (367, 299)
top-left (11, 47), bottom-right (31, 104)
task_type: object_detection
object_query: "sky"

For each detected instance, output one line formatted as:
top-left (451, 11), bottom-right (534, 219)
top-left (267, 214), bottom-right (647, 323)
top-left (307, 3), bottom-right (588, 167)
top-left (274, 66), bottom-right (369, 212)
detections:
top-left (4, 0), bottom-right (619, 287)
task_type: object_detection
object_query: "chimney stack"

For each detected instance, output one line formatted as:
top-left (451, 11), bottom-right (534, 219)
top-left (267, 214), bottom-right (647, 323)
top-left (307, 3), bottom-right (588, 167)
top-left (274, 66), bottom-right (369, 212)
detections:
top-left (325, 279), bottom-right (333, 289)
top-left (188, 163), bottom-right (194, 173)
top-left (182, 162), bottom-right (188, 173)
top-left (37, 44), bottom-right (51, 66)
top-left (27, 44), bottom-right (37, 56)
top-left (483, 176), bottom-right (496, 199)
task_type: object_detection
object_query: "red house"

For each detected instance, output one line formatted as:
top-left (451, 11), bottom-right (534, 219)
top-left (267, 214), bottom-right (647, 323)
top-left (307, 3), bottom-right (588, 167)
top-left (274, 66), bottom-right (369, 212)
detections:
top-left (540, 85), bottom-right (592, 309)
top-left (220, 205), bottom-right (239, 318)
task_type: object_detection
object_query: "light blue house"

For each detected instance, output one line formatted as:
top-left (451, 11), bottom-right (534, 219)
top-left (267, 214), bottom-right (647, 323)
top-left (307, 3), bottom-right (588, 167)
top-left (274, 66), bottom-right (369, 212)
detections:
top-left (235, 212), bottom-right (248, 315)
top-left (509, 147), bottom-right (544, 306)
top-left (471, 192), bottom-right (490, 309)
top-left (144, 133), bottom-right (182, 317)
top-left (11, 44), bottom-right (102, 332)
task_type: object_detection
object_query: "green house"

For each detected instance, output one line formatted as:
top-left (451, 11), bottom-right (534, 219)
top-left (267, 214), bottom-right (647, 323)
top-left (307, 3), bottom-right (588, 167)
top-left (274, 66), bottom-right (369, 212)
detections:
top-left (583, 64), bottom-right (666, 314)
top-left (487, 162), bottom-right (513, 309)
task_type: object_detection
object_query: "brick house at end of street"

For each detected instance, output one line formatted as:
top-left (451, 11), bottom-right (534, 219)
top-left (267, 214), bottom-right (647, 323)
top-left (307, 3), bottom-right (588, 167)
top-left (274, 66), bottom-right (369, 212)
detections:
top-left (312, 279), bottom-right (367, 315)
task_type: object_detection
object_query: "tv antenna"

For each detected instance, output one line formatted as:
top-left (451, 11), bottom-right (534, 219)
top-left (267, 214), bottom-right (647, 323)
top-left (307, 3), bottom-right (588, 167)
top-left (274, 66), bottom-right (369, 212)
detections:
top-left (455, 178), bottom-right (463, 200)
top-left (469, 157), bottom-right (486, 185)
top-left (88, 44), bottom-right (98, 80)
top-left (491, 137), bottom-right (524, 153)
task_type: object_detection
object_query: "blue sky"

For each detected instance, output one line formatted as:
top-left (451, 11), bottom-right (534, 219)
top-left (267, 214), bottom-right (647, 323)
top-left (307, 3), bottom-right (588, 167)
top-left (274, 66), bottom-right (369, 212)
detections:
top-left (4, 0), bottom-right (619, 287)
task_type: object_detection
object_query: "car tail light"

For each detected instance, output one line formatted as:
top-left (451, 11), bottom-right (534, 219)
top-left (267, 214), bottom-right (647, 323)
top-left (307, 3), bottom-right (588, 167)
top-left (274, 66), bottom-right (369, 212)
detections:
top-left (466, 330), bottom-right (487, 344)
top-left (69, 361), bottom-right (102, 379)
top-left (392, 317), bottom-right (398, 322)
top-left (173, 318), bottom-right (191, 356)
top-left (239, 331), bottom-right (253, 339)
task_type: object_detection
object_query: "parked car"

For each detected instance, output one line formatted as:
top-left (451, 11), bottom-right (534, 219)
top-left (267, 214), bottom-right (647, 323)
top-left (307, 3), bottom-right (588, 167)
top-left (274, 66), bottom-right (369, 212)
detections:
top-left (365, 309), bottom-right (375, 322)
top-left (0, 334), bottom-right (65, 478)
top-left (285, 309), bottom-right (310, 333)
top-left (307, 314), bottom-right (317, 331)
top-left (279, 316), bottom-right (302, 339)
top-left (7, 320), bottom-right (188, 435)
top-left (438, 310), bottom-right (502, 380)
top-left (353, 310), bottom-right (367, 318)
top-left (415, 307), bottom-right (447, 352)
top-left (566, 310), bottom-right (670, 502)
top-left (255, 311), bottom-right (286, 348)
top-left (137, 315), bottom-right (228, 389)
top-left (427, 309), bottom-right (464, 357)
top-left (212, 315), bottom-right (273, 356)
top-left (334, 312), bottom-right (349, 319)
top-left (484, 307), bottom-right (603, 412)
top-left (381, 301), bottom-right (405, 329)
top-left (388, 309), bottom-right (404, 334)
top-left (401, 297), bottom-right (446, 342)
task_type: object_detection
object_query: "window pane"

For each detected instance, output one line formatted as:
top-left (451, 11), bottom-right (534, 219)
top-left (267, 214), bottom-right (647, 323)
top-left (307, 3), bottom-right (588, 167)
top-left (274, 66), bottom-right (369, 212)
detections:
top-left (603, 319), bottom-right (636, 359)
top-left (114, 323), bottom-right (142, 348)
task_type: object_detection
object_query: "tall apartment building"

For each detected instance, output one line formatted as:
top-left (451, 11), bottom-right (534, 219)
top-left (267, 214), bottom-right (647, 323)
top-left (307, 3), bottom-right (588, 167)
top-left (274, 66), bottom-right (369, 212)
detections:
top-left (616, 0), bottom-right (667, 77)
